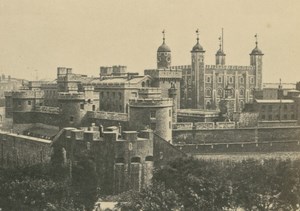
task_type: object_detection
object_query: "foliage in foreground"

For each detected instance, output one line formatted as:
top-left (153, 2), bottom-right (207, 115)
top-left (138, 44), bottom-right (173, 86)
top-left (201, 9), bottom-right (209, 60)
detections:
top-left (0, 150), bottom-right (99, 211)
top-left (119, 157), bottom-right (300, 211)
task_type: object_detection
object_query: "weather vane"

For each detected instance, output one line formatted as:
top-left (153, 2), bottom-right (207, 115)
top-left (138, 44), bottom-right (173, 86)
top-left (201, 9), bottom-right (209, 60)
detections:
top-left (162, 29), bottom-right (165, 42)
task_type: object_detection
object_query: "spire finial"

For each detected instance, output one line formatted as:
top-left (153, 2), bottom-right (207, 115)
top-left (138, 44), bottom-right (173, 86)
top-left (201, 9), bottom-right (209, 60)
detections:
top-left (162, 29), bottom-right (165, 43)
top-left (218, 36), bottom-right (222, 50)
top-left (279, 78), bottom-right (282, 89)
top-left (255, 33), bottom-right (258, 47)
top-left (196, 29), bottom-right (199, 43)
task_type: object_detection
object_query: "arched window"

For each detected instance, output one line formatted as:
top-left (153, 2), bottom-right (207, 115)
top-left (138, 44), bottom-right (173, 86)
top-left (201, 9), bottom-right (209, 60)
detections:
top-left (206, 101), bottom-right (211, 109)
top-left (217, 89), bottom-right (223, 97)
top-left (240, 88), bottom-right (244, 96)
top-left (142, 81), bottom-right (145, 87)
top-left (240, 77), bottom-right (244, 84)
top-left (205, 89), bottom-right (212, 97)
top-left (206, 76), bottom-right (211, 83)
top-left (218, 76), bottom-right (222, 83)
top-left (229, 77), bottom-right (234, 84)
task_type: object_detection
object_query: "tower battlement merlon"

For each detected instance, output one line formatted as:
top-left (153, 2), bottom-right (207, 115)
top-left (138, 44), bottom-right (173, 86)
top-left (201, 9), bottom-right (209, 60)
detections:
top-left (205, 65), bottom-right (254, 71)
top-left (11, 90), bottom-right (45, 99)
top-left (129, 98), bottom-right (173, 107)
top-left (144, 69), bottom-right (182, 79)
top-left (57, 92), bottom-right (85, 100)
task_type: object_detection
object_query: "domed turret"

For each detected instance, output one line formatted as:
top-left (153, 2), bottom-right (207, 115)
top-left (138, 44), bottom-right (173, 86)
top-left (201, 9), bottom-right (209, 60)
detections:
top-left (216, 32), bottom-right (226, 65)
top-left (157, 30), bottom-right (171, 69)
top-left (250, 34), bottom-right (264, 56)
top-left (157, 42), bottom-right (171, 52)
top-left (250, 46), bottom-right (263, 55)
top-left (191, 29), bottom-right (205, 53)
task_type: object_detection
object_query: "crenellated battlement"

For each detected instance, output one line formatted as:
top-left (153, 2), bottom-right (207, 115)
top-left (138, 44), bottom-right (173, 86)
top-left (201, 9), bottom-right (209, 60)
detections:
top-left (11, 90), bottom-right (44, 99)
top-left (57, 92), bottom-right (85, 100)
top-left (170, 65), bottom-right (191, 70)
top-left (205, 65), bottom-right (254, 71)
top-left (129, 98), bottom-right (173, 107)
top-left (144, 69), bottom-right (182, 79)
top-left (87, 111), bottom-right (129, 121)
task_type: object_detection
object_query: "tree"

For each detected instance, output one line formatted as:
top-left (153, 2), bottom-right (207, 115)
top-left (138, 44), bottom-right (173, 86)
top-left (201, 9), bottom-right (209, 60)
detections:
top-left (118, 182), bottom-right (182, 211)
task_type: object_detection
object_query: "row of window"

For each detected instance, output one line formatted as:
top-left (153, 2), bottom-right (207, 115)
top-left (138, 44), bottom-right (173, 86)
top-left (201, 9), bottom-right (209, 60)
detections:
top-left (205, 88), bottom-right (246, 97)
top-left (80, 104), bottom-right (96, 111)
top-left (206, 76), bottom-right (255, 84)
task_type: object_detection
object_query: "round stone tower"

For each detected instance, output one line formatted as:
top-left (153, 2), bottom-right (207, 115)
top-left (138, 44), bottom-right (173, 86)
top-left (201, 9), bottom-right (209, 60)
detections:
top-left (129, 97), bottom-right (173, 142)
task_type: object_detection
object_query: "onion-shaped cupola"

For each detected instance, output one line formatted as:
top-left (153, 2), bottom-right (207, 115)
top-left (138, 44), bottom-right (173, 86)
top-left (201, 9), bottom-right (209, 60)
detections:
top-left (157, 30), bottom-right (171, 69)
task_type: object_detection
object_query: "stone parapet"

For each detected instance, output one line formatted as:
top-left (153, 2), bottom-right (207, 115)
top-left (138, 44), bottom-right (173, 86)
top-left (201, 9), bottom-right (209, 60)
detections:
top-left (205, 65), bottom-right (254, 71)
top-left (57, 92), bottom-right (85, 100)
top-left (144, 69), bottom-right (182, 79)
top-left (11, 90), bottom-right (44, 99)
top-left (87, 111), bottom-right (129, 121)
top-left (129, 98), bottom-right (172, 107)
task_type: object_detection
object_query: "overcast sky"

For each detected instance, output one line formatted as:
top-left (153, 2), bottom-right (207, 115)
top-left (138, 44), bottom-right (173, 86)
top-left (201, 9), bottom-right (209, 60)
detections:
top-left (0, 0), bottom-right (299, 83)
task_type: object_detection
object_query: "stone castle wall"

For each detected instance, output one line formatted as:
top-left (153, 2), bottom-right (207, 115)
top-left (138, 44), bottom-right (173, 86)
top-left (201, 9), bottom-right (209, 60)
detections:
top-left (173, 126), bottom-right (300, 144)
top-left (0, 131), bottom-right (52, 168)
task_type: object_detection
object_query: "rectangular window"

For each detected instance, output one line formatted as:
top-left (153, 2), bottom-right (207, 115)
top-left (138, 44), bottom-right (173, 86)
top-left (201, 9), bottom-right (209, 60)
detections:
top-left (70, 116), bottom-right (74, 123)
top-left (292, 114), bottom-right (295, 119)
top-left (261, 105), bottom-right (265, 110)
top-left (18, 101), bottom-right (21, 106)
top-left (150, 111), bottom-right (156, 118)
top-left (169, 121), bottom-right (172, 129)
top-left (262, 115), bottom-right (265, 120)
top-left (80, 104), bottom-right (84, 109)
top-left (28, 100), bottom-right (31, 105)
top-left (284, 114), bottom-right (288, 120)
top-left (268, 115), bottom-right (272, 120)
top-left (169, 109), bottom-right (172, 117)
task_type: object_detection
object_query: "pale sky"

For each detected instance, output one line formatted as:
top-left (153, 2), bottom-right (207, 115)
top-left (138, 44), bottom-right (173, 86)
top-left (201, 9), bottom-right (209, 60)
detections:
top-left (0, 0), bottom-right (300, 83)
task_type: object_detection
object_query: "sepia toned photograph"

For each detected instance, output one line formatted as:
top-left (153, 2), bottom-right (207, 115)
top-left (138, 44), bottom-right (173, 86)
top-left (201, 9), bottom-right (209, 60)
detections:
top-left (0, 0), bottom-right (300, 210)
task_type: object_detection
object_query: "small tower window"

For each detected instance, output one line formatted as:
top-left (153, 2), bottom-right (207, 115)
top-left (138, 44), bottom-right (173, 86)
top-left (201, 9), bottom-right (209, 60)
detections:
top-left (70, 116), bottom-right (74, 123)
top-left (206, 76), bottom-right (211, 83)
top-left (205, 89), bottom-right (211, 97)
top-left (80, 104), bottom-right (84, 109)
top-left (250, 77), bottom-right (254, 84)
top-left (169, 109), bottom-right (171, 117)
top-left (218, 76), bottom-right (222, 83)
top-left (217, 89), bottom-right (223, 97)
top-left (240, 77), bottom-right (244, 83)
top-left (239, 89), bottom-right (244, 96)
top-left (229, 77), bottom-right (234, 84)
top-left (150, 111), bottom-right (156, 118)
top-left (92, 105), bottom-right (96, 111)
